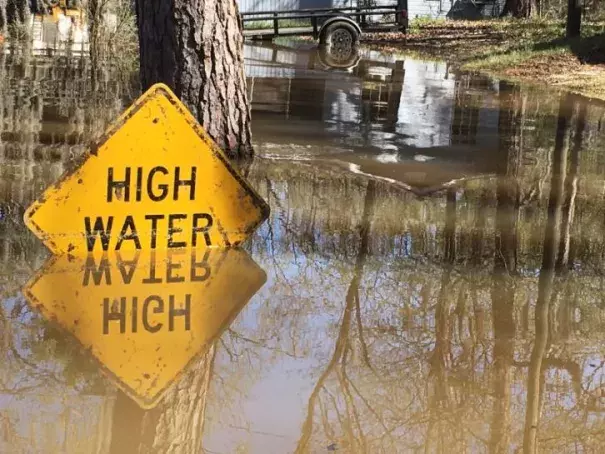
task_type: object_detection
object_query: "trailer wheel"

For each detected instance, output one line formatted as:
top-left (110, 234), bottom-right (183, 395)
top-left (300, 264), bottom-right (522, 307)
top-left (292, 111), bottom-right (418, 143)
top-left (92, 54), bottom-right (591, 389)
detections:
top-left (321, 21), bottom-right (360, 48)
top-left (317, 45), bottom-right (361, 70)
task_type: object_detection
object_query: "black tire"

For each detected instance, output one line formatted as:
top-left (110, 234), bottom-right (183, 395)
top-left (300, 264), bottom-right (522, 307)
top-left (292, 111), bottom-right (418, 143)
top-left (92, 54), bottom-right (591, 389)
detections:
top-left (320, 21), bottom-right (360, 48)
top-left (316, 44), bottom-right (361, 70)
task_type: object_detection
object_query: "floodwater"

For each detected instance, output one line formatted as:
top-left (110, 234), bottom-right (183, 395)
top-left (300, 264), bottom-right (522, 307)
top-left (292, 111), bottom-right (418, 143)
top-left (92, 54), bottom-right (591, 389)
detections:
top-left (1, 40), bottom-right (605, 453)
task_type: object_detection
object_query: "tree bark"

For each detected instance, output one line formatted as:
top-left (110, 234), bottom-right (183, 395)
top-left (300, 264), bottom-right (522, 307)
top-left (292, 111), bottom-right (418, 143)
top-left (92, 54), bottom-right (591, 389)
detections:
top-left (109, 346), bottom-right (216, 454)
top-left (139, 347), bottom-right (216, 454)
top-left (88, 0), bottom-right (104, 91)
top-left (135, 0), bottom-right (253, 159)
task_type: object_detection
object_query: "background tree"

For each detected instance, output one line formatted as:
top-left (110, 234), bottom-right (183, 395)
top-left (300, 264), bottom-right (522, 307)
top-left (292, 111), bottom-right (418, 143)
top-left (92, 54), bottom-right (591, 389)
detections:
top-left (135, 1), bottom-right (253, 159)
top-left (566, 0), bottom-right (582, 38)
top-left (501, 0), bottom-right (532, 18)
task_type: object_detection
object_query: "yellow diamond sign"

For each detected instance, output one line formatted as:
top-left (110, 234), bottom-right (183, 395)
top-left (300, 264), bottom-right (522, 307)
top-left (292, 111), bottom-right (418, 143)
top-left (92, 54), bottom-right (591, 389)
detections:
top-left (24, 83), bottom-right (269, 255)
top-left (23, 248), bottom-right (266, 409)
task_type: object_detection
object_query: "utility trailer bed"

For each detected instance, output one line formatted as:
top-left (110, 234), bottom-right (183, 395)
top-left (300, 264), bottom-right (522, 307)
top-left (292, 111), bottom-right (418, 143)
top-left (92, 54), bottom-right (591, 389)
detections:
top-left (240, 2), bottom-right (408, 43)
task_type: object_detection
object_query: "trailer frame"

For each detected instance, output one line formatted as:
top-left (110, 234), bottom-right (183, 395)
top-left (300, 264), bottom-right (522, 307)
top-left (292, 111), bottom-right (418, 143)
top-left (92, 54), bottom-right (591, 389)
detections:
top-left (241, 2), bottom-right (408, 44)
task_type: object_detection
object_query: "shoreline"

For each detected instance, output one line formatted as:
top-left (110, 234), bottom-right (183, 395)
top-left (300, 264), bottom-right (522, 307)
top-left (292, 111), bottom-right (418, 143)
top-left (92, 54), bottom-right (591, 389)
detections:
top-left (360, 19), bottom-right (605, 101)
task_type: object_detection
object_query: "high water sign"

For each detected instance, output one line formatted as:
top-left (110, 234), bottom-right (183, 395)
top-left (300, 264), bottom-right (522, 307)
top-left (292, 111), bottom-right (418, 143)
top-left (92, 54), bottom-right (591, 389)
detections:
top-left (23, 83), bottom-right (269, 256)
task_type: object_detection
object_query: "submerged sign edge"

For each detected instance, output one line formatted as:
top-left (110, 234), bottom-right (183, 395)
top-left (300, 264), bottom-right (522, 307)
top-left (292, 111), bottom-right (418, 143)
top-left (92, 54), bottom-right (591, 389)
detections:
top-left (23, 83), bottom-right (271, 255)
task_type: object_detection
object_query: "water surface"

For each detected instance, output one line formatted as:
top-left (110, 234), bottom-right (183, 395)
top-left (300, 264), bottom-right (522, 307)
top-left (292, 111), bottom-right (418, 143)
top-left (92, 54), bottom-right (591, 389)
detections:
top-left (1, 41), bottom-right (605, 453)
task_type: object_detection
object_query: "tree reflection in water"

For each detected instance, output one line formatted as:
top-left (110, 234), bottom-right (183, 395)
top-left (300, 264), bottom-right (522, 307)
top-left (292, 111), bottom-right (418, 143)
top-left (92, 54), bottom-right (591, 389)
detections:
top-left (1, 46), bottom-right (605, 453)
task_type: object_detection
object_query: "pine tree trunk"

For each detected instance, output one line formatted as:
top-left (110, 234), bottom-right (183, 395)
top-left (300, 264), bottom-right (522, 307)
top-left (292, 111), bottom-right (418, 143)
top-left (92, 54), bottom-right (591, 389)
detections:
top-left (139, 347), bottom-right (216, 454)
top-left (566, 0), bottom-right (582, 38)
top-left (135, 0), bottom-right (253, 159)
top-left (109, 346), bottom-right (216, 454)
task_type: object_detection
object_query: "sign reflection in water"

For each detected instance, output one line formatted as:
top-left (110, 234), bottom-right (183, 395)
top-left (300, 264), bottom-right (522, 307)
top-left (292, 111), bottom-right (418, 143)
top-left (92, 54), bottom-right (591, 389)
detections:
top-left (22, 248), bottom-right (266, 409)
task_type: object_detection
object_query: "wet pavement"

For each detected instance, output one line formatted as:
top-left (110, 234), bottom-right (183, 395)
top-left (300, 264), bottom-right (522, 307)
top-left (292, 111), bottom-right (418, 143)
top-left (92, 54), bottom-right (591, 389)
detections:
top-left (2, 41), bottom-right (605, 453)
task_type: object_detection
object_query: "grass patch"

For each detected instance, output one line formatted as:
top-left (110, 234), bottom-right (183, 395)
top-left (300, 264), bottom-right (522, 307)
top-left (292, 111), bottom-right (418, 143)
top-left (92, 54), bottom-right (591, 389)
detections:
top-left (463, 47), bottom-right (569, 71)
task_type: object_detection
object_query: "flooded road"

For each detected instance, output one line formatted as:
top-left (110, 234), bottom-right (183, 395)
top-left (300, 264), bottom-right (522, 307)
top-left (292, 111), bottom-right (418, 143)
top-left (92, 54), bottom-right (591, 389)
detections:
top-left (2, 41), bottom-right (605, 453)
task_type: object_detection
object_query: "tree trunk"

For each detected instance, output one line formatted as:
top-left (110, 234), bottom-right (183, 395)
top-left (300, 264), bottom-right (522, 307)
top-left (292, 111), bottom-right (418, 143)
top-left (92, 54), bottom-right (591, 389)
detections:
top-left (523, 97), bottom-right (568, 454)
top-left (566, 0), bottom-right (582, 38)
top-left (294, 181), bottom-right (376, 454)
top-left (135, 0), bottom-right (253, 159)
top-left (490, 84), bottom-right (521, 453)
top-left (139, 347), bottom-right (216, 454)
top-left (471, 190), bottom-right (488, 266)
top-left (490, 267), bottom-right (515, 454)
top-left (6, 0), bottom-right (29, 28)
top-left (109, 346), bottom-right (216, 454)
top-left (88, 0), bottom-right (104, 91)
top-left (429, 188), bottom-right (457, 410)
top-left (444, 188), bottom-right (457, 265)
top-left (501, 0), bottom-right (532, 18)
top-left (6, 0), bottom-right (22, 23)
top-left (490, 168), bottom-right (518, 454)
top-left (0, 0), bottom-right (6, 35)
top-left (557, 96), bottom-right (585, 273)
top-left (496, 81), bottom-right (522, 274)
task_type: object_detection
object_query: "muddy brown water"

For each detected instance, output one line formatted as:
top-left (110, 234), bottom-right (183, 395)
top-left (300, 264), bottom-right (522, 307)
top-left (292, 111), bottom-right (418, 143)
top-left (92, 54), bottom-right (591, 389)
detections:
top-left (1, 41), bottom-right (605, 453)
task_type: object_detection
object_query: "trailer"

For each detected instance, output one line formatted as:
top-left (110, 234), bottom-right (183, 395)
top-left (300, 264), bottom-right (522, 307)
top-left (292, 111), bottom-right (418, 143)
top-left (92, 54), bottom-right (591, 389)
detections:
top-left (241, 1), bottom-right (408, 47)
